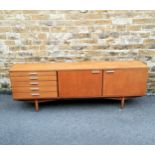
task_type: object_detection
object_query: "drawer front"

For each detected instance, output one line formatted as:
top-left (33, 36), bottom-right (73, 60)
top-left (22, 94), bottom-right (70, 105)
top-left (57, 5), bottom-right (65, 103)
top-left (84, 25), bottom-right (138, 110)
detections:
top-left (11, 75), bottom-right (56, 82)
top-left (10, 71), bottom-right (56, 77)
top-left (13, 92), bottom-right (58, 99)
top-left (11, 81), bottom-right (57, 87)
top-left (12, 86), bottom-right (57, 93)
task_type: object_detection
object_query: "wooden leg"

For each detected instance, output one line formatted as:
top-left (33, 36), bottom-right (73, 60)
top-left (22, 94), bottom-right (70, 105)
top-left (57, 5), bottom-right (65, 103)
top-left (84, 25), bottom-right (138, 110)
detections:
top-left (34, 100), bottom-right (39, 112)
top-left (121, 97), bottom-right (125, 109)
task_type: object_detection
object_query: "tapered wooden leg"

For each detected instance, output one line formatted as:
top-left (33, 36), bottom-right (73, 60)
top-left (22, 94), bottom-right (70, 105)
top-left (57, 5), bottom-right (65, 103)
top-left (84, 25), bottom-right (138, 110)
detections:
top-left (34, 100), bottom-right (39, 112)
top-left (121, 97), bottom-right (125, 109)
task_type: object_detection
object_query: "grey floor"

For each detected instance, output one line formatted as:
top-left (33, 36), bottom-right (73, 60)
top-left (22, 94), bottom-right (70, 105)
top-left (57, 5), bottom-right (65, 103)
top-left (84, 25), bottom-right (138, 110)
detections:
top-left (0, 94), bottom-right (155, 145)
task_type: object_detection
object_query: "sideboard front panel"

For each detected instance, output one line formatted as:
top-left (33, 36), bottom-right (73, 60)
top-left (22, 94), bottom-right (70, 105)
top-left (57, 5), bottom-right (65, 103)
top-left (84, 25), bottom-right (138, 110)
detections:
top-left (103, 68), bottom-right (148, 97)
top-left (58, 70), bottom-right (102, 97)
top-left (11, 71), bottom-right (58, 100)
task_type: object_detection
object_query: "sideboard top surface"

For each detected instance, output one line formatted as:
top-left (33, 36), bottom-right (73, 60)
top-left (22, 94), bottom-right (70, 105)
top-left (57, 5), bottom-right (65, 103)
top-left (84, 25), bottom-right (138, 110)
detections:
top-left (10, 61), bottom-right (147, 72)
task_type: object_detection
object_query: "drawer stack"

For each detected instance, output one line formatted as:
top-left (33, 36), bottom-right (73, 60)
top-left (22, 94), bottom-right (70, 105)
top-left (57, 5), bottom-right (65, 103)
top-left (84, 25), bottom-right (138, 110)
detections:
top-left (10, 71), bottom-right (58, 99)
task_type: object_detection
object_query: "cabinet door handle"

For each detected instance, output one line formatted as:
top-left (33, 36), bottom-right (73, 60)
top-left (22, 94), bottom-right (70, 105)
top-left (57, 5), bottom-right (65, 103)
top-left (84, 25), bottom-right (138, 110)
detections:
top-left (30, 88), bottom-right (39, 90)
top-left (30, 82), bottom-right (38, 85)
top-left (31, 93), bottom-right (40, 96)
top-left (106, 70), bottom-right (115, 73)
top-left (29, 72), bottom-right (38, 75)
top-left (91, 70), bottom-right (101, 74)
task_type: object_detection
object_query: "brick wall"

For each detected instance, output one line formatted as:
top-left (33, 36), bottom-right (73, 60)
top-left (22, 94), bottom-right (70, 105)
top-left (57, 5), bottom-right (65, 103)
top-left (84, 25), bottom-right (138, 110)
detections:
top-left (0, 10), bottom-right (155, 94)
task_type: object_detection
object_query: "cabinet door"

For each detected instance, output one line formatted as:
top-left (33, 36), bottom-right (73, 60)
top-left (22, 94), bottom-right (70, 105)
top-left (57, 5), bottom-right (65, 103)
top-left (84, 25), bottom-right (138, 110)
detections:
top-left (103, 68), bottom-right (148, 97)
top-left (58, 70), bottom-right (102, 97)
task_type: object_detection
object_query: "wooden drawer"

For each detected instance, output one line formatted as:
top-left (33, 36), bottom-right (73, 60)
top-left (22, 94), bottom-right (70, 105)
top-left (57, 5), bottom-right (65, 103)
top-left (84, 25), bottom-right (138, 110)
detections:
top-left (10, 71), bottom-right (56, 77)
top-left (11, 75), bottom-right (56, 82)
top-left (13, 91), bottom-right (58, 99)
top-left (11, 81), bottom-right (57, 87)
top-left (12, 86), bottom-right (57, 93)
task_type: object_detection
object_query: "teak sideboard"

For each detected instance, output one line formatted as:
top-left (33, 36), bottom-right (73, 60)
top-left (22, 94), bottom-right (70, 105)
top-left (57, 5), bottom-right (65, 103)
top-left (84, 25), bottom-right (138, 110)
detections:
top-left (10, 61), bottom-right (148, 111)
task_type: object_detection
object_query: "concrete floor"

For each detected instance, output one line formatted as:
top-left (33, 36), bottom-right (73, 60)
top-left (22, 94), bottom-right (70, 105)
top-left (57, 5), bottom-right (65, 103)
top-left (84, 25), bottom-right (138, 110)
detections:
top-left (0, 94), bottom-right (155, 144)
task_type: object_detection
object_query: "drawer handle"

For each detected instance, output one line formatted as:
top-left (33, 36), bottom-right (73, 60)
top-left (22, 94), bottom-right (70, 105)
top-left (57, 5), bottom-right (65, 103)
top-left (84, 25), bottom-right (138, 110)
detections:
top-left (29, 72), bottom-right (38, 75)
top-left (91, 70), bottom-right (101, 74)
top-left (30, 88), bottom-right (39, 90)
top-left (31, 93), bottom-right (40, 96)
top-left (30, 82), bottom-right (38, 85)
top-left (29, 77), bottom-right (38, 80)
top-left (106, 70), bottom-right (115, 73)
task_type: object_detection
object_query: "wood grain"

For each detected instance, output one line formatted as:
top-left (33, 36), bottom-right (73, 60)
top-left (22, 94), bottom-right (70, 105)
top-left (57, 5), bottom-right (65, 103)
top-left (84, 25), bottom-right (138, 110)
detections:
top-left (103, 68), bottom-right (148, 97)
top-left (10, 61), bottom-right (147, 72)
top-left (11, 81), bottom-right (57, 87)
top-left (10, 75), bottom-right (56, 81)
top-left (13, 91), bottom-right (57, 99)
top-left (12, 86), bottom-right (57, 93)
top-left (10, 71), bottom-right (56, 76)
top-left (58, 70), bottom-right (102, 97)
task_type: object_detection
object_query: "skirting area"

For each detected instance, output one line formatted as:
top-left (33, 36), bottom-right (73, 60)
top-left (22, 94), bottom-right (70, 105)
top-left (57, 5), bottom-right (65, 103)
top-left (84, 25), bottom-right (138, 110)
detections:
top-left (0, 94), bottom-right (155, 144)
